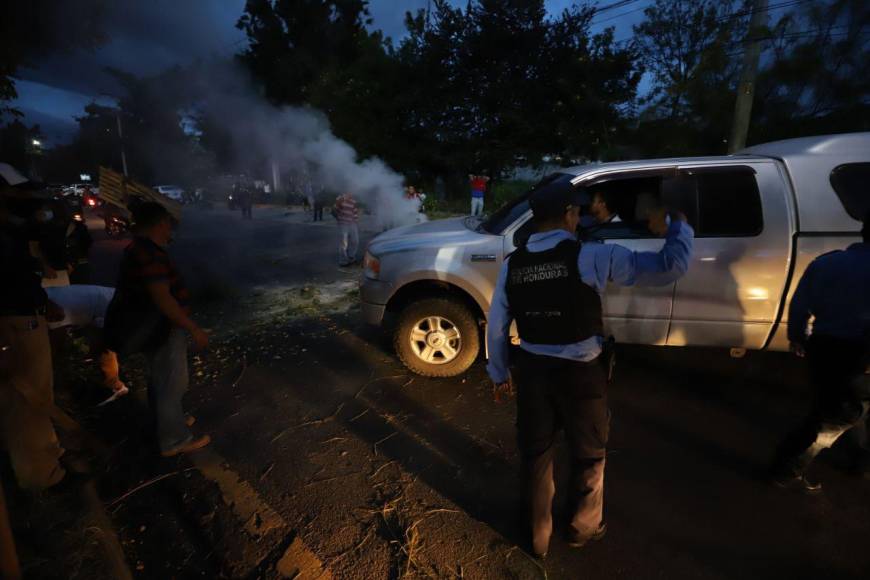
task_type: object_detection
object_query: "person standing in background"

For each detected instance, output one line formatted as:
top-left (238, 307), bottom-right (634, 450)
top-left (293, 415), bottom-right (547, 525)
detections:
top-left (334, 191), bottom-right (359, 266)
top-left (240, 182), bottom-right (253, 220)
top-left (313, 187), bottom-right (326, 222)
top-left (301, 168), bottom-right (316, 221)
top-left (469, 173), bottom-right (490, 217)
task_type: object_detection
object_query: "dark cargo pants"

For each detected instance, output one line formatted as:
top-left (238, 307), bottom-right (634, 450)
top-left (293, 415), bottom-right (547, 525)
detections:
top-left (774, 336), bottom-right (870, 477)
top-left (512, 349), bottom-right (609, 555)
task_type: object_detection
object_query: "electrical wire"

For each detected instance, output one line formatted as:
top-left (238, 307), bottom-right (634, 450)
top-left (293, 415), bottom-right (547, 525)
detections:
top-left (592, 5), bottom-right (649, 26)
top-left (715, 0), bottom-right (821, 22)
top-left (591, 0), bottom-right (644, 18)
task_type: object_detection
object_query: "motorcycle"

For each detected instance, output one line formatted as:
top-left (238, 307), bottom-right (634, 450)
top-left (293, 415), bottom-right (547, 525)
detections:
top-left (105, 214), bottom-right (130, 238)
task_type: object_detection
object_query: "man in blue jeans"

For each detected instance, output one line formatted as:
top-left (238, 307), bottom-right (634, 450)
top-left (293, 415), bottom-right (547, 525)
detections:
top-left (104, 202), bottom-right (210, 457)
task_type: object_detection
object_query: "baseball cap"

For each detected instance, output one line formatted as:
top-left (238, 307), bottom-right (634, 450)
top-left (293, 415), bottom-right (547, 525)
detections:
top-left (528, 174), bottom-right (590, 219)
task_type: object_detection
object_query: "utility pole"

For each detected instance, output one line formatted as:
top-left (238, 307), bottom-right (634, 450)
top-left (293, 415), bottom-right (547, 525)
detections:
top-left (728, 0), bottom-right (768, 153)
top-left (115, 112), bottom-right (129, 177)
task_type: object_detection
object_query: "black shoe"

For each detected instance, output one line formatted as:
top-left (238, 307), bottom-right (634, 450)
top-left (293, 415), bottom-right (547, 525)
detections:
top-left (773, 473), bottom-right (823, 494)
top-left (567, 522), bottom-right (607, 549)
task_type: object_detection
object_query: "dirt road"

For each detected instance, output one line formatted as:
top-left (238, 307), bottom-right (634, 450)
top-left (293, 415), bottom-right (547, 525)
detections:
top-left (80, 204), bottom-right (870, 579)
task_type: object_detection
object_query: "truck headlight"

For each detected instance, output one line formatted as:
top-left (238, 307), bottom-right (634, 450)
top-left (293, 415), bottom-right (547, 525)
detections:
top-left (364, 252), bottom-right (381, 280)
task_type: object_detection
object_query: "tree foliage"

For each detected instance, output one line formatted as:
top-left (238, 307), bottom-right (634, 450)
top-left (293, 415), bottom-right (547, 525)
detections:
top-left (632, 0), bottom-right (748, 155)
top-left (632, 0), bottom-right (870, 156)
top-left (237, 0), bottom-right (641, 188)
top-left (32, 0), bottom-right (870, 191)
top-left (752, 0), bottom-right (870, 143)
top-left (0, 0), bottom-right (107, 110)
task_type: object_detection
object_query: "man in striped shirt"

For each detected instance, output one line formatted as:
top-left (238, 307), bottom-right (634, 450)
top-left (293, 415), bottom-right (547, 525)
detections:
top-left (334, 191), bottom-right (359, 266)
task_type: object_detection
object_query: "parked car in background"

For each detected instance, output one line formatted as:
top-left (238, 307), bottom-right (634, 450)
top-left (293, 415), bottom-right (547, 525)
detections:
top-left (360, 133), bottom-right (869, 377)
top-left (153, 184), bottom-right (186, 203)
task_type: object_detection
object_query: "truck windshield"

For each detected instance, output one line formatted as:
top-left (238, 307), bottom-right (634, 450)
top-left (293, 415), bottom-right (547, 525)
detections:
top-left (479, 173), bottom-right (575, 235)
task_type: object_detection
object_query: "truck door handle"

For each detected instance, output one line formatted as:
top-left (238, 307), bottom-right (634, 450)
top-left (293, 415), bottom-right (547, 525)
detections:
top-left (471, 254), bottom-right (496, 262)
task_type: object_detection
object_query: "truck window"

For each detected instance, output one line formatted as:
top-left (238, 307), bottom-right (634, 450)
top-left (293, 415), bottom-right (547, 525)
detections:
top-left (830, 163), bottom-right (870, 221)
top-left (693, 166), bottom-right (763, 237)
top-left (480, 173), bottom-right (574, 235)
top-left (581, 175), bottom-right (666, 241)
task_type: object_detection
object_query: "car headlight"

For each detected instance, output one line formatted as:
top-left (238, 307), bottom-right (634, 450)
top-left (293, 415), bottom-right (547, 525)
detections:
top-left (364, 252), bottom-right (380, 280)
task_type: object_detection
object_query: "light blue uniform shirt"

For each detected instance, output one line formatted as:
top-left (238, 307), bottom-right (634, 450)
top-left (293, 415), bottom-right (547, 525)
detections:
top-left (486, 220), bottom-right (695, 384)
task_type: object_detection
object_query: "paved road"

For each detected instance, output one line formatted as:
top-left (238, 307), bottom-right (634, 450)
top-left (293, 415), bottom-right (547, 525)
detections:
top-left (88, 204), bottom-right (870, 579)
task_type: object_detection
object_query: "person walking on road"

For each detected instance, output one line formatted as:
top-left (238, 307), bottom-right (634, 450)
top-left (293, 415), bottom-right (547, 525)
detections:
top-left (469, 174), bottom-right (489, 217)
top-left (335, 191), bottom-right (359, 266)
top-left (240, 185), bottom-right (253, 220)
top-left (771, 210), bottom-right (870, 492)
top-left (103, 202), bottom-right (211, 457)
top-left (486, 178), bottom-right (694, 558)
top-left (313, 188), bottom-right (326, 222)
top-left (0, 164), bottom-right (67, 490)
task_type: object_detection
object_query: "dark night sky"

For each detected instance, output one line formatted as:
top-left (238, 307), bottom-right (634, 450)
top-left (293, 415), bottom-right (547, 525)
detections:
top-left (13, 0), bottom-right (648, 144)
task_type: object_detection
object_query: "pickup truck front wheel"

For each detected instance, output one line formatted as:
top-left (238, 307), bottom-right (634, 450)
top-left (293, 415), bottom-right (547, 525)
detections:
top-left (393, 298), bottom-right (480, 378)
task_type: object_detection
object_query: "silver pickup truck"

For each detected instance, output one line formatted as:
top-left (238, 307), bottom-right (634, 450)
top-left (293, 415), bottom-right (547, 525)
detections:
top-left (360, 133), bottom-right (869, 377)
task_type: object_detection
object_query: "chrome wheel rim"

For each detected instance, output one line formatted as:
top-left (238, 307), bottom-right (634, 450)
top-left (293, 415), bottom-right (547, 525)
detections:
top-left (409, 316), bottom-right (461, 365)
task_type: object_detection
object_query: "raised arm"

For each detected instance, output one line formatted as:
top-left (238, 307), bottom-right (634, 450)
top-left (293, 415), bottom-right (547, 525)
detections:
top-left (603, 217), bottom-right (694, 288)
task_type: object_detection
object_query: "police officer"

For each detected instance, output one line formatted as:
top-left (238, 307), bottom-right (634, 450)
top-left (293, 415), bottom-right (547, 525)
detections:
top-left (486, 177), bottom-right (694, 558)
top-left (772, 210), bottom-right (870, 492)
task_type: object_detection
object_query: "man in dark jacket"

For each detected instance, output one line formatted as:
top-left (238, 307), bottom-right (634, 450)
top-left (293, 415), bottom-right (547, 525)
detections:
top-left (772, 210), bottom-right (870, 492)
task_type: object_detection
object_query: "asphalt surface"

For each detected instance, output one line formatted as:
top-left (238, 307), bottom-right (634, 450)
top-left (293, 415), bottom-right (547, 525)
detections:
top-left (86, 204), bottom-right (870, 579)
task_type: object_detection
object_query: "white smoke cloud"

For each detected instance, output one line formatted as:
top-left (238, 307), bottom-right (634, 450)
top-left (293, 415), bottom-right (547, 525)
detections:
top-left (189, 62), bottom-right (425, 230)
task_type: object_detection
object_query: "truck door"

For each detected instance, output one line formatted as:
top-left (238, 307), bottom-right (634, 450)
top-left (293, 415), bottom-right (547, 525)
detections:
top-left (666, 161), bottom-right (793, 349)
top-left (580, 170), bottom-right (678, 346)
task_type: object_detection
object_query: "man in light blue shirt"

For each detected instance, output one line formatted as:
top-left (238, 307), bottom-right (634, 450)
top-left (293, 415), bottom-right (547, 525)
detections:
top-left (486, 178), bottom-right (693, 558)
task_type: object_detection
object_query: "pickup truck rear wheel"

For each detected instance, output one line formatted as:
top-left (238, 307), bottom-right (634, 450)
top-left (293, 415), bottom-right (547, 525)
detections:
top-left (393, 298), bottom-right (480, 378)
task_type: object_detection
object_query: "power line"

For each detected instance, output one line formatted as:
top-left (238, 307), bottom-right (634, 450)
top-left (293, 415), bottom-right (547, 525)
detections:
top-left (592, 4), bottom-right (648, 26)
top-left (591, 0), bottom-right (643, 17)
top-left (728, 25), bottom-right (853, 46)
top-left (715, 0), bottom-right (819, 22)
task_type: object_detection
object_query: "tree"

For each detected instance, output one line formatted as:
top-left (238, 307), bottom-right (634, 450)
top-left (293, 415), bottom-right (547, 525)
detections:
top-left (0, 0), bottom-right (107, 112)
top-left (543, 4), bottom-right (641, 161)
top-left (750, 0), bottom-right (870, 143)
top-left (42, 68), bottom-right (206, 186)
top-left (236, 0), bottom-right (374, 105)
top-left (632, 0), bottom-right (748, 155)
top-left (392, 1), bottom-right (640, 186)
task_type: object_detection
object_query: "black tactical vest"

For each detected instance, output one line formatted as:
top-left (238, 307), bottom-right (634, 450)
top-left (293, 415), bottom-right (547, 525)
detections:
top-left (505, 239), bottom-right (603, 345)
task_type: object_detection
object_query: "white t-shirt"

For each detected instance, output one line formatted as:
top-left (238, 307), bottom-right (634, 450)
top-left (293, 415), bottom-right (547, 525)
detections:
top-left (45, 285), bottom-right (115, 329)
